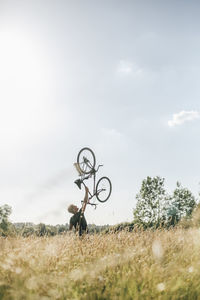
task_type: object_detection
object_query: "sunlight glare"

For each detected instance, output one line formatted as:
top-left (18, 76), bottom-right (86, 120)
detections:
top-left (0, 28), bottom-right (54, 146)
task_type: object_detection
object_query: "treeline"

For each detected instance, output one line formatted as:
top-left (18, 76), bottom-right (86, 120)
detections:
top-left (13, 223), bottom-right (110, 237)
top-left (14, 223), bottom-right (69, 237)
top-left (0, 211), bottom-right (110, 237)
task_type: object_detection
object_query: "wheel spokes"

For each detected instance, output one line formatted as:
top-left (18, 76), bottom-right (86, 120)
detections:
top-left (77, 147), bottom-right (96, 174)
top-left (79, 152), bottom-right (94, 173)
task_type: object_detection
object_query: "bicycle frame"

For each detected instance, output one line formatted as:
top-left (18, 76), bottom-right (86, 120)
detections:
top-left (77, 163), bottom-right (103, 207)
top-left (82, 169), bottom-right (98, 198)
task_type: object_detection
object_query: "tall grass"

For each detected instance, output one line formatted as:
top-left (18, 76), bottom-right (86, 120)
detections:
top-left (0, 228), bottom-right (200, 299)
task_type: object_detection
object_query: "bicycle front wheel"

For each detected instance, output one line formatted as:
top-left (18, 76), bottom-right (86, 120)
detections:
top-left (96, 176), bottom-right (112, 203)
top-left (77, 147), bottom-right (96, 174)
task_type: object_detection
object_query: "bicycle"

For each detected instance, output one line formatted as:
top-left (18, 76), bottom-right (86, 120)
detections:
top-left (74, 147), bottom-right (112, 236)
top-left (74, 147), bottom-right (112, 204)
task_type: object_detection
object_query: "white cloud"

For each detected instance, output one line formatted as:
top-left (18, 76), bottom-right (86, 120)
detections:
top-left (117, 60), bottom-right (143, 76)
top-left (168, 110), bottom-right (200, 127)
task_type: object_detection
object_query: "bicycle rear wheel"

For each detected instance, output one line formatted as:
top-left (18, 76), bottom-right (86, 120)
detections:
top-left (96, 176), bottom-right (112, 203)
top-left (77, 147), bottom-right (96, 174)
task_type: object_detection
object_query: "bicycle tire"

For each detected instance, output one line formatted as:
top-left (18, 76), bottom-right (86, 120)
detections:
top-left (77, 147), bottom-right (96, 174)
top-left (96, 176), bottom-right (112, 203)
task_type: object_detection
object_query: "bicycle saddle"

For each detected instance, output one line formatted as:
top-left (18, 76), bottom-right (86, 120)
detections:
top-left (74, 179), bottom-right (82, 190)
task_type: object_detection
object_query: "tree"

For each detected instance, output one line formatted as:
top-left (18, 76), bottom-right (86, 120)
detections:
top-left (164, 182), bottom-right (196, 226)
top-left (0, 204), bottom-right (12, 236)
top-left (36, 223), bottom-right (47, 236)
top-left (22, 226), bottom-right (35, 237)
top-left (57, 224), bottom-right (68, 234)
top-left (133, 176), bottom-right (166, 228)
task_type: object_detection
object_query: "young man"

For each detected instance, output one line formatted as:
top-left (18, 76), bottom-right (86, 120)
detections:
top-left (68, 185), bottom-right (89, 234)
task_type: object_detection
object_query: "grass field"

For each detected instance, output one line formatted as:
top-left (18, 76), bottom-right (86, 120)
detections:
top-left (1, 228), bottom-right (200, 299)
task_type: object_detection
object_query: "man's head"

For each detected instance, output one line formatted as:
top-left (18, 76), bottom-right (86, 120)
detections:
top-left (68, 204), bottom-right (79, 214)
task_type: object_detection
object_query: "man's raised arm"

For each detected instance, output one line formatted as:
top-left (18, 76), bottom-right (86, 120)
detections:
top-left (81, 186), bottom-right (89, 213)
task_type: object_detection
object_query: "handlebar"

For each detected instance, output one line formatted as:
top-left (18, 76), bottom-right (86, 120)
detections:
top-left (96, 164), bottom-right (103, 172)
top-left (81, 200), bottom-right (97, 209)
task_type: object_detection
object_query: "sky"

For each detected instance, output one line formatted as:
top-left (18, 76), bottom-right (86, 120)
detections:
top-left (0, 0), bottom-right (200, 225)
